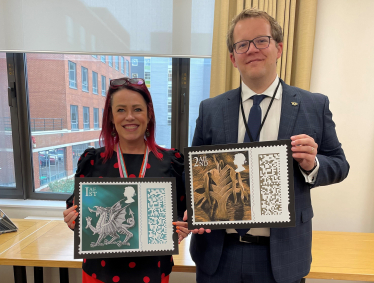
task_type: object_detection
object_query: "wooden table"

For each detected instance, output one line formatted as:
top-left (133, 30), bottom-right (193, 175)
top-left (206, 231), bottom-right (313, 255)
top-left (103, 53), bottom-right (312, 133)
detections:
top-left (307, 231), bottom-right (374, 281)
top-left (0, 220), bottom-right (373, 282)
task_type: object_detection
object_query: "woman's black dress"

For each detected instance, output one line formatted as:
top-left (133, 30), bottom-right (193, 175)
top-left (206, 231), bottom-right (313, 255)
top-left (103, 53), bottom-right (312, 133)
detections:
top-left (66, 147), bottom-right (186, 283)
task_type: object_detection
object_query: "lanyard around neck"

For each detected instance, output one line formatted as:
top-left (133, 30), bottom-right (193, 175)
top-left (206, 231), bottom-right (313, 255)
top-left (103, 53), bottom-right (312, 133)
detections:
top-left (116, 142), bottom-right (149, 178)
top-left (239, 79), bottom-right (281, 142)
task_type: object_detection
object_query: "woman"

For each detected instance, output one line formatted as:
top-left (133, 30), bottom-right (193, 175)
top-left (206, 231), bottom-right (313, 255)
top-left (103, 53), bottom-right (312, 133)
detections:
top-left (63, 77), bottom-right (188, 283)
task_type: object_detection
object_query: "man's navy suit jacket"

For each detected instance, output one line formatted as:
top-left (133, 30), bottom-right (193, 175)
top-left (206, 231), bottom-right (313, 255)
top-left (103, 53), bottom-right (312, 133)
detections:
top-left (190, 80), bottom-right (349, 283)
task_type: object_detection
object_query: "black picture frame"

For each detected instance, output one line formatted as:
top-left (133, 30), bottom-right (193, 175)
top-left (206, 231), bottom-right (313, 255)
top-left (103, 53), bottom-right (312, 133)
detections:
top-left (184, 140), bottom-right (295, 230)
top-left (74, 177), bottom-right (179, 259)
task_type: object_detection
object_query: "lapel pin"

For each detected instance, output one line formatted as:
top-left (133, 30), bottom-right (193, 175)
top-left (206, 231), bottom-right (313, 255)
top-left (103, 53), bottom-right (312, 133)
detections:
top-left (291, 102), bottom-right (298, 106)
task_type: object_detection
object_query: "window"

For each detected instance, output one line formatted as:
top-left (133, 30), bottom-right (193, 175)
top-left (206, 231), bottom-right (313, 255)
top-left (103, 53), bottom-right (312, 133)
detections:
top-left (92, 71), bottom-right (98, 94)
top-left (70, 105), bottom-right (78, 130)
top-left (188, 58), bottom-right (212, 145)
top-left (101, 75), bottom-right (106, 96)
top-left (167, 96), bottom-right (172, 126)
top-left (0, 53), bottom-right (16, 189)
top-left (144, 72), bottom-right (151, 88)
top-left (72, 143), bottom-right (91, 173)
top-left (101, 56), bottom-right (105, 63)
top-left (144, 57), bottom-right (151, 88)
top-left (3, 53), bottom-right (211, 199)
top-left (68, 61), bottom-right (77, 88)
top-left (121, 57), bottom-right (124, 74)
top-left (94, 141), bottom-right (100, 148)
top-left (38, 148), bottom-right (66, 187)
top-left (81, 66), bottom-right (88, 92)
top-left (108, 56), bottom-right (112, 67)
top-left (126, 59), bottom-right (129, 76)
top-left (132, 58), bottom-right (138, 66)
top-left (114, 56), bottom-right (119, 70)
top-left (83, 107), bottom-right (90, 130)
top-left (92, 55), bottom-right (97, 58)
top-left (167, 65), bottom-right (172, 126)
top-left (94, 108), bottom-right (99, 129)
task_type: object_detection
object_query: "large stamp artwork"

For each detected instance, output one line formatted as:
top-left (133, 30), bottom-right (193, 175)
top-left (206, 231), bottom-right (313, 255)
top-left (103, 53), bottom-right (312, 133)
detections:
top-left (185, 140), bottom-right (295, 230)
top-left (74, 177), bottom-right (178, 259)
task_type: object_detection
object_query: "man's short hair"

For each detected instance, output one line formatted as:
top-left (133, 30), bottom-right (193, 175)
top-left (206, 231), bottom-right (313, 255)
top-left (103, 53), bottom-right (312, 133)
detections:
top-left (226, 8), bottom-right (283, 53)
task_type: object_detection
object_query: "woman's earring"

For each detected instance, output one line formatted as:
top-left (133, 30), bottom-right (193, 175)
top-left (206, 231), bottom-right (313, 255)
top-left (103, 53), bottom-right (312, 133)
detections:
top-left (111, 125), bottom-right (117, 137)
top-left (145, 128), bottom-right (150, 137)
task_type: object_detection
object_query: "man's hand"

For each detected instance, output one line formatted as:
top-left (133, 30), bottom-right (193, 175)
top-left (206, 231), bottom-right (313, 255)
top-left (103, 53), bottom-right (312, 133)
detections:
top-left (173, 210), bottom-right (192, 244)
top-left (291, 134), bottom-right (318, 171)
top-left (186, 209), bottom-right (212, 234)
top-left (173, 210), bottom-right (211, 239)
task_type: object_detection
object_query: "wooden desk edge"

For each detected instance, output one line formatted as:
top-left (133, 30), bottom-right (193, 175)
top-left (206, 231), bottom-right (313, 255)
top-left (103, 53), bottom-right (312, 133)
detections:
top-left (0, 258), bottom-right (197, 273)
top-left (172, 265), bottom-right (196, 273)
top-left (1, 260), bottom-right (374, 280)
top-left (306, 272), bottom-right (374, 281)
top-left (0, 258), bottom-right (82, 269)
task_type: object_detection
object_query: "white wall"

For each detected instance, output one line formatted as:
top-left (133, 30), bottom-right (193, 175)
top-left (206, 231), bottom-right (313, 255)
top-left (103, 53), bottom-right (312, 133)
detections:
top-left (310, 0), bottom-right (374, 235)
top-left (308, 0), bottom-right (374, 283)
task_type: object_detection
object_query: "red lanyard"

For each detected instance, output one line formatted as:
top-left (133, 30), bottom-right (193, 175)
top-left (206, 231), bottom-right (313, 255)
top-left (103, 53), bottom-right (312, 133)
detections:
top-left (116, 142), bottom-right (149, 178)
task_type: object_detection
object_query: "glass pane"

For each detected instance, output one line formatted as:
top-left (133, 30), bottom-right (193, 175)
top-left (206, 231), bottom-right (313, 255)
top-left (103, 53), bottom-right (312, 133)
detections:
top-left (26, 53), bottom-right (112, 194)
top-left (0, 53), bottom-right (16, 188)
top-left (130, 57), bottom-right (172, 148)
top-left (27, 54), bottom-right (173, 194)
top-left (188, 58), bottom-right (212, 146)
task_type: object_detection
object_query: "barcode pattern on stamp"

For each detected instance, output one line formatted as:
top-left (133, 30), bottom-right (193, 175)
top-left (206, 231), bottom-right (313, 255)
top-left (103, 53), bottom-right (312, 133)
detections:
top-left (147, 188), bottom-right (167, 244)
top-left (259, 153), bottom-right (281, 215)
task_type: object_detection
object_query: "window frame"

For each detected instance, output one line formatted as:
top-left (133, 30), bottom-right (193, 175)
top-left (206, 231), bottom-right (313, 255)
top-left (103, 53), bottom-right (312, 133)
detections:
top-left (83, 106), bottom-right (90, 130)
top-left (120, 57), bottom-right (124, 74)
top-left (81, 66), bottom-right (89, 92)
top-left (92, 71), bottom-right (98, 94)
top-left (70, 105), bottom-right (78, 131)
top-left (114, 56), bottom-right (119, 70)
top-left (126, 59), bottom-right (129, 76)
top-left (2, 53), bottom-right (195, 201)
top-left (93, 108), bottom-right (99, 129)
top-left (101, 75), bottom-right (106, 96)
top-left (68, 61), bottom-right (77, 89)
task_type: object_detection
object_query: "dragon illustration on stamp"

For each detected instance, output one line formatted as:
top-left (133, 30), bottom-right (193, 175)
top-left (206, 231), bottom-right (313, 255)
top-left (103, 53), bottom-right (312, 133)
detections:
top-left (85, 186), bottom-right (137, 248)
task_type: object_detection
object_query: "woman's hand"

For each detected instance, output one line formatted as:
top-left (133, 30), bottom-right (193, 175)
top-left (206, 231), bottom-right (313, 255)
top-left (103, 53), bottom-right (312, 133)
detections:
top-left (173, 210), bottom-right (192, 244)
top-left (63, 205), bottom-right (78, 229)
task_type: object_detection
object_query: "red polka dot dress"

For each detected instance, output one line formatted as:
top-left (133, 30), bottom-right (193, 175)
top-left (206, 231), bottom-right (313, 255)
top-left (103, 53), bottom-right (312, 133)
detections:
top-left (66, 147), bottom-right (186, 283)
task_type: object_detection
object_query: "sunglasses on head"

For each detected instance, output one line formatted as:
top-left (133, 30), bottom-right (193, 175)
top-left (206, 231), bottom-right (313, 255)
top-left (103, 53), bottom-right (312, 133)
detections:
top-left (110, 77), bottom-right (145, 88)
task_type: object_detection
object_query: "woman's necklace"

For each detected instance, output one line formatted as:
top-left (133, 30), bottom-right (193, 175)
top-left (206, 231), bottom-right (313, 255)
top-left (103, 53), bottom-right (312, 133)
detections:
top-left (116, 141), bottom-right (149, 178)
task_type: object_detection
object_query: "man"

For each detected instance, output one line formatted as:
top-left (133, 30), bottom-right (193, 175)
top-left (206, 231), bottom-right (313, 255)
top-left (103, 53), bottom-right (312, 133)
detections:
top-left (189, 8), bottom-right (349, 283)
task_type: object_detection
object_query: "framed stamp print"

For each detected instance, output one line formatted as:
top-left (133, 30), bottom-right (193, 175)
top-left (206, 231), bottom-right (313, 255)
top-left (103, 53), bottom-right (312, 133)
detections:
top-left (74, 177), bottom-right (178, 259)
top-left (184, 140), bottom-right (295, 230)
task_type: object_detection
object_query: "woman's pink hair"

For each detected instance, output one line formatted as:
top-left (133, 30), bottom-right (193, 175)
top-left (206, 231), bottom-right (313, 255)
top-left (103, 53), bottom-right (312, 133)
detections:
top-left (99, 80), bottom-right (167, 162)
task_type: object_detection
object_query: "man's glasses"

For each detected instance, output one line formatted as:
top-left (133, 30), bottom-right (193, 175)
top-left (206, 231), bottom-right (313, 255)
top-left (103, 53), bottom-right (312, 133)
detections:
top-left (233, 36), bottom-right (271, 54)
top-left (110, 77), bottom-right (145, 88)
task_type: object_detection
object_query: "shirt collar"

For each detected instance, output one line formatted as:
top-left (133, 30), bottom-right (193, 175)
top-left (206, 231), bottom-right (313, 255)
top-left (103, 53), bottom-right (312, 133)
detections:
top-left (241, 75), bottom-right (281, 102)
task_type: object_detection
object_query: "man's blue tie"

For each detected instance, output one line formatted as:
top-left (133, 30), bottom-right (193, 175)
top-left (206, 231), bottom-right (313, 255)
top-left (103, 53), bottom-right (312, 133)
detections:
top-left (237, 94), bottom-right (267, 236)
top-left (243, 94), bottom-right (267, 143)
